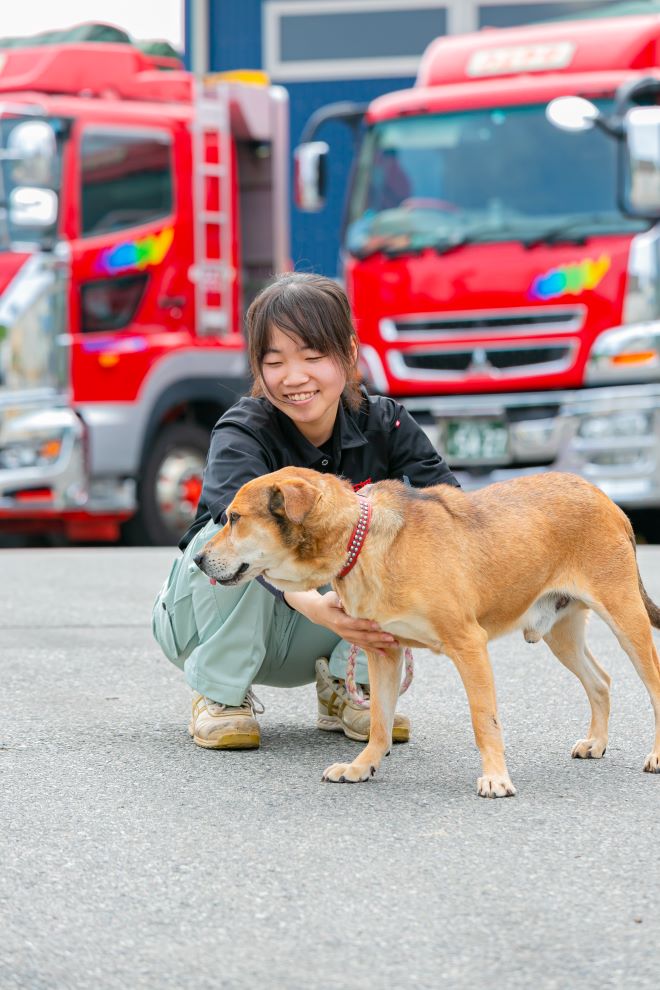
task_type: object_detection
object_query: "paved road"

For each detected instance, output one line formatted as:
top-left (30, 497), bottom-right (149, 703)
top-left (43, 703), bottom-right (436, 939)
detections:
top-left (1, 547), bottom-right (660, 990)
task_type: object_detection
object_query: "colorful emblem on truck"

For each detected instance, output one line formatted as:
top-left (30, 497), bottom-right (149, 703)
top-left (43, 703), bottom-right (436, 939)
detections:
top-left (529, 255), bottom-right (611, 300)
top-left (96, 227), bottom-right (174, 275)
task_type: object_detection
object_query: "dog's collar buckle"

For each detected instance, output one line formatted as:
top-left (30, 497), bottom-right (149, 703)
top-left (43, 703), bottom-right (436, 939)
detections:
top-left (337, 494), bottom-right (372, 579)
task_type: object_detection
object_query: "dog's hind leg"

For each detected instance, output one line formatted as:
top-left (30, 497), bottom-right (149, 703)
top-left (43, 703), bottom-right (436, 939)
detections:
top-left (445, 627), bottom-right (516, 798)
top-left (543, 606), bottom-right (611, 760)
top-left (322, 648), bottom-right (403, 784)
top-left (592, 591), bottom-right (660, 774)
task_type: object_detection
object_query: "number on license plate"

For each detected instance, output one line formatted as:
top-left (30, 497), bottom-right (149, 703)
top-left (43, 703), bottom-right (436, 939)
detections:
top-left (445, 420), bottom-right (509, 462)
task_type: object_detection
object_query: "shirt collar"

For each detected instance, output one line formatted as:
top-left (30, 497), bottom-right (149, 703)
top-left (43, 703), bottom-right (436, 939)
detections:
top-left (273, 394), bottom-right (368, 467)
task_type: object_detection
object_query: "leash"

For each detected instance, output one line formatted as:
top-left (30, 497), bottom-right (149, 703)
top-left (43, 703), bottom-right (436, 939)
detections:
top-left (344, 643), bottom-right (414, 708)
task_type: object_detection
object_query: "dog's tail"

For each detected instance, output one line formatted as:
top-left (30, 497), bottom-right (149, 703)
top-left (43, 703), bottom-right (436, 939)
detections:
top-left (627, 527), bottom-right (660, 629)
top-left (641, 581), bottom-right (660, 630)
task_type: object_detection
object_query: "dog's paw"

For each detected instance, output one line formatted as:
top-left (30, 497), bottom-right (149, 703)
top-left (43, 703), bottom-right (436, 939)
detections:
top-left (643, 751), bottom-right (660, 773)
top-left (477, 774), bottom-right (516, 798)
top-left (322, 761), bottom-right (376, 783)
top-left (572, 737), bottom-right (607, 760)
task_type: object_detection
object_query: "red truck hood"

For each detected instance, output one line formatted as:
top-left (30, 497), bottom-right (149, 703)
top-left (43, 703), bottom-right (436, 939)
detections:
top-left (345, 234), bottom-right (631, 396)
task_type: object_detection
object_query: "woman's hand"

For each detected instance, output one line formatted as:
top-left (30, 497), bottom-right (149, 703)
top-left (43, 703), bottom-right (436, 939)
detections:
top-left (284, 589), bottom-right (398, 657)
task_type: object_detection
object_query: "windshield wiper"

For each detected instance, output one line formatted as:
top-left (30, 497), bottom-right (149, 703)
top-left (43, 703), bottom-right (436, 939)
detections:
top-left (351, 221), bottom-right (579, 260)
top-left (523, 218), bottom-right (603, 250)
top-left (432, 224), bottom-right (544, 254)
top-left (352, 235), bottom-right (470, 260)
top-left (431, 232), bottom-right (477, 256)
top-left (349, 238), bottom-right (425, 260)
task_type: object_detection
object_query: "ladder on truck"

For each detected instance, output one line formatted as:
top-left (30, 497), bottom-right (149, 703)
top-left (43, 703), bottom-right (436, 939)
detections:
top-left (191, 79), bottom-right (235, 337)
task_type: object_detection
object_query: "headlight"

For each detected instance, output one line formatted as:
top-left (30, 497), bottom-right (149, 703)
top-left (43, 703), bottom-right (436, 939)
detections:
top-left (0, 436), bottom-right (64, 470)
top-left (0, 407), bottom-right (80, 472)
top-left (578, 410), bottom-right (652, 439)
top-left (585, 323), bottom-right (660, 384)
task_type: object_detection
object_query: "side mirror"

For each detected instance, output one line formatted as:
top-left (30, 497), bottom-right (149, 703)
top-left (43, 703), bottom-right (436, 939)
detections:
top-left (545, 96), bottom-right (600, 132)
top-left (9, 187), bottom-right (58, 228)
top-left (7, 120), bottom-right (57, 186)
top-left (622, 106), bottom-right (660, 218)
top-left (294, 141), bottom-right (329, 212)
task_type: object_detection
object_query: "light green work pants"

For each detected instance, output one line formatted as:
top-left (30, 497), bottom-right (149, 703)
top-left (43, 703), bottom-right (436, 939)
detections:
top-left (152, 518), bottom-right (369, 706)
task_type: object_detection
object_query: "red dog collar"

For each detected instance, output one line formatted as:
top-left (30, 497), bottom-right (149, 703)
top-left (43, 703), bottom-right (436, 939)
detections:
top-left (337, 494), bottom-right (372, 579)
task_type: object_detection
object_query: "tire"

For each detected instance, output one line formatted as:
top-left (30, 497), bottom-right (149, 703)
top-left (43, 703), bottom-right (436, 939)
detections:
top-left (122, 422), bottom-right (210, 546)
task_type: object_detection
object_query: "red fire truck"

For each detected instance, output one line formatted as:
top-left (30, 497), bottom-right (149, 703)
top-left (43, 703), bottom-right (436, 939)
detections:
top-left (0, 42), bottom-right (289, 543)
top-left (296, 14), bottom-right (660, 526)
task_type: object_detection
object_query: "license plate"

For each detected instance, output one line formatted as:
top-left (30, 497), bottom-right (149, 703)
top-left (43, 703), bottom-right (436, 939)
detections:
top-left (444, 420), bottom-right (509, 463)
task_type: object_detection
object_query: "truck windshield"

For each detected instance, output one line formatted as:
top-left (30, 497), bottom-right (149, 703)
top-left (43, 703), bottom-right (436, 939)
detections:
top-left (345, 101), bottom-right (646, 258)
top-left (0, 116), bottom-right (62, 250)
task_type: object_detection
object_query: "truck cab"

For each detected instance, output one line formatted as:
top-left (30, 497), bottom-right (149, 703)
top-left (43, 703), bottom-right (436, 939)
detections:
top-left (0, 42), bottom-right (289, 543)
top-left (297, 15), bottom-right (660, 514)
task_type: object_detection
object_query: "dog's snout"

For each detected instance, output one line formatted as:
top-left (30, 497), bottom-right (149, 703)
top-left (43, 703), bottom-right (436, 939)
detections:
top-left (193, 551), bottom-right (206, 571)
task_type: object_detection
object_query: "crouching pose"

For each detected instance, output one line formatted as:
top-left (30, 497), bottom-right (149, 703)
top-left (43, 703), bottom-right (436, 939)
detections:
top-left (152, 272), bottom-right (459, 749)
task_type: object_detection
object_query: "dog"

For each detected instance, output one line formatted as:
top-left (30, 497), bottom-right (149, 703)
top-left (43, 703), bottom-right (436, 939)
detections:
top-left (194, 467), bottom-right (660, 797)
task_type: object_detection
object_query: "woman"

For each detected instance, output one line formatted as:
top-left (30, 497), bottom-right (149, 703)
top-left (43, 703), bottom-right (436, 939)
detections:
top-left (153, 272), bottom-right (459, 749)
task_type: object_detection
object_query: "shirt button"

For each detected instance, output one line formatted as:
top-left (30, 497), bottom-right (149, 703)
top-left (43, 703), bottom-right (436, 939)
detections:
top-left (321, 459), bottom-right (329, 467)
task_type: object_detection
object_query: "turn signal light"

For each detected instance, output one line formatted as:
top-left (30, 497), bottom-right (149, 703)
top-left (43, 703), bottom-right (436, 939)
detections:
top-left (610, 350), bottom-right (657, 365)
top-left (39, 439), bottom-right (62, 460)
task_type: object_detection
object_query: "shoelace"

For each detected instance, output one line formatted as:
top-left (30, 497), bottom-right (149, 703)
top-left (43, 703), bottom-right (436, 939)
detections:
top-left (331, 674), bottom-right (370, 701)
top-left (204, 688), bottom-right (265, 716)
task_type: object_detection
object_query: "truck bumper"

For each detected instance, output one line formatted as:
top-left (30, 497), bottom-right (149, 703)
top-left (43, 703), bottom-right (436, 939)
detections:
top-left (402, 382), bottom-right (660, 509)
top-left (0, 398), bottom-right (135, 539)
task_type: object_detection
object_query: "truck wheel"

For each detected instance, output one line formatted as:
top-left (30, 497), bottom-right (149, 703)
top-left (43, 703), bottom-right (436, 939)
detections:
top-left (122, 422), bottom-right (209, 546)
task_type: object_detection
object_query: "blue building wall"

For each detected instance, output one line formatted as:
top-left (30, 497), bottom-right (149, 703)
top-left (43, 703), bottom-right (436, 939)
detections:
top-left (187, 0), bottom-right (416, 277)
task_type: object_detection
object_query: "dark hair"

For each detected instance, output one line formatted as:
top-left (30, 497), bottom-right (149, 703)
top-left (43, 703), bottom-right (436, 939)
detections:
top-left (246, 272), bottom-right (363, 410)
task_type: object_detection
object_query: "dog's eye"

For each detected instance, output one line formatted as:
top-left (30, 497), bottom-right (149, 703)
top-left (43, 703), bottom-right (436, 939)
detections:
top-left (229, 511), bottom-right (240, 526)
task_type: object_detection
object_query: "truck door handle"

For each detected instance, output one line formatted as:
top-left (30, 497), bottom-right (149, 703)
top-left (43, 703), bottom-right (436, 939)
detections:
top-left (158, 295), bottom-right (187, 309)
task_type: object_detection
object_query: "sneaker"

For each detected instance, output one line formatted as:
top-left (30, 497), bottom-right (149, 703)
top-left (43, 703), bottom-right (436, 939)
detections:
top-left (315, 657), bottom-right (410, 743)
top-left (188, 690), bottom-right (264, 749)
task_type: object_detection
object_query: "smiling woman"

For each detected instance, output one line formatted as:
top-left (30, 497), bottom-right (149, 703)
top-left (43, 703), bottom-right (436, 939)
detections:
top-left (246, 273), bottom-right (363, 446)
top-left (152, 271), bottom-right (459, 753)
top-left (258, 327), bottom-right (348, 446)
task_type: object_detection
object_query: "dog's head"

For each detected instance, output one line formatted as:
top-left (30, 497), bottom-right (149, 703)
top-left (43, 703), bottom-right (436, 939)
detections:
top-left (194, 467), bottom-right (346, 591)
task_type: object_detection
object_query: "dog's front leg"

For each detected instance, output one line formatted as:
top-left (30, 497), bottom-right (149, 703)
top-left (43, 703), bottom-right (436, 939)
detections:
top-left (322, 648), bottom-right (403, 783)
top-left (447, 629), bottom-right (517, 798)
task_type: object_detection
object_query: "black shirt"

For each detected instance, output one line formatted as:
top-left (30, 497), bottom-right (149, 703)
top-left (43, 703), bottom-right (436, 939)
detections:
top-left (181, 387), bottom-right (459, 553)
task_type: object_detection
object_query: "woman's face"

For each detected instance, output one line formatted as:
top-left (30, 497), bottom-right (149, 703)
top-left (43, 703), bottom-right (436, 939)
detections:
top-left (260, 326), bottom-right (349, 445)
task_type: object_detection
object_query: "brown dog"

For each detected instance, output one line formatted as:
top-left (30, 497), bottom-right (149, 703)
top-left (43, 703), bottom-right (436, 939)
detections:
top-left (194, 467), bottom-right (660, 797)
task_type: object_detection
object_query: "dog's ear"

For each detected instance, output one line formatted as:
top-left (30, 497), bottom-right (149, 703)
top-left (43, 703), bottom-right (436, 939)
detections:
top-left (269, 479), bottom-right (320, 524)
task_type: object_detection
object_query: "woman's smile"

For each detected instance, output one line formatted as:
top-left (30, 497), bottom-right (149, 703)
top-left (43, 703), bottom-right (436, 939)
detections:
top-left (283, 390), bottom-right (320, 405)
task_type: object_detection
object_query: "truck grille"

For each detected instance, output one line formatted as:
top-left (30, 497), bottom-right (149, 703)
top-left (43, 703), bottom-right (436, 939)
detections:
top-left (381, 307), bottom-right (584, 340)
top-left (395, 343), bottom-right (575, 379)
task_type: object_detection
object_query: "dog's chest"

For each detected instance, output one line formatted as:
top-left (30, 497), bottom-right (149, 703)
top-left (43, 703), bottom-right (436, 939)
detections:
top-left (381, 616), bottom-right (443, 648)
top-left (340, 585), bottom-right (443, 649)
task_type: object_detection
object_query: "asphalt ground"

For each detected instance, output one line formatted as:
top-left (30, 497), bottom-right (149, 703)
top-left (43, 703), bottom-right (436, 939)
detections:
top-left (1, 547), bottom-right (660, 990)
